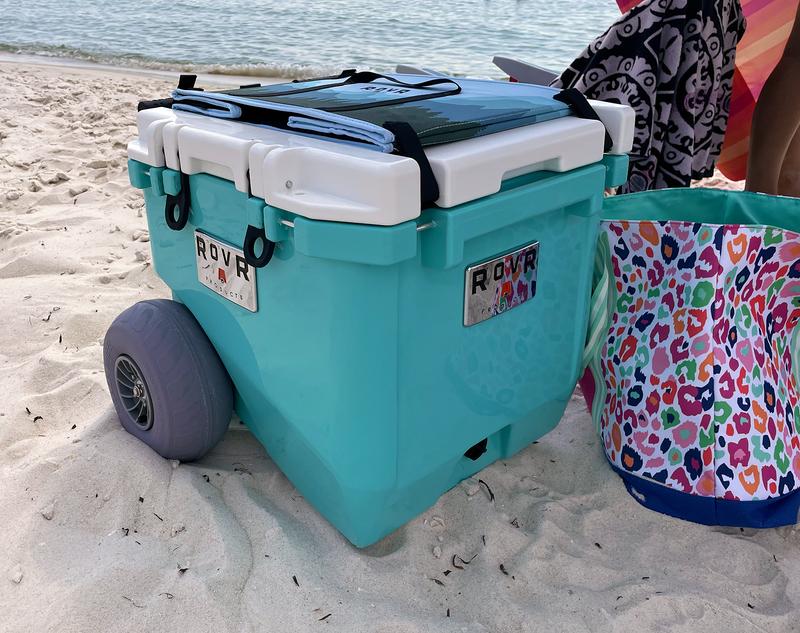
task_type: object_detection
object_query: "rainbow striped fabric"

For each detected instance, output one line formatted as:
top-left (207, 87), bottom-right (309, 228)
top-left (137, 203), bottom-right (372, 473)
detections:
top-left (617, 0), bottom-right (799, 181)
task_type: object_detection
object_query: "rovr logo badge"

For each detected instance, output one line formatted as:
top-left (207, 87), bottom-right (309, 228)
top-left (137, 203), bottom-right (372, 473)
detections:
top-left (463, 241), bottom-right (539, 326)
top-left (194, 231), bottom-right (258, 312)
top-left (196, 234), bottom-right (251, 282)
top-left (469, 248), bottom-right (537, 296)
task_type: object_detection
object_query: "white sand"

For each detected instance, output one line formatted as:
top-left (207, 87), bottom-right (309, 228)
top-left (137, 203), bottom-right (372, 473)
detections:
top-left (1, 59), bottom-right (798, 633)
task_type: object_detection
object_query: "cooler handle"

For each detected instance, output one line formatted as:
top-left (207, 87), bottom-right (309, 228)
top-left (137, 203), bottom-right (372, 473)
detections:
top-left (242, 225), bottom-right (276, 268)
top-left (164, 171), bottom-right (191, 231)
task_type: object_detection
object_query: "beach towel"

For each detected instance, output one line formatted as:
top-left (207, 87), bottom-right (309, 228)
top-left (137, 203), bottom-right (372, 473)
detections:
top-left (554, 0), bottom-right (746, 193)
top-left (580, 188), bottom-right (800, 527)
top-left (618, 0), bottom-right (800, 182)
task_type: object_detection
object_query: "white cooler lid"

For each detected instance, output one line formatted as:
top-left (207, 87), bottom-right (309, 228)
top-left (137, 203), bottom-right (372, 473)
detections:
top-left (128, 102), bottom-right (633, 226)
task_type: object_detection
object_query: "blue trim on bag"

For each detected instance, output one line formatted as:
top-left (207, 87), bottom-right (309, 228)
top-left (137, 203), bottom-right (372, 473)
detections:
top-left (610, 462), bottom-right (800, 528)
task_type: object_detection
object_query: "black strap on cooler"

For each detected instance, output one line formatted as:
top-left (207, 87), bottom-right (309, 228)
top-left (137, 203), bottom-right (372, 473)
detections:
top-left (138, 74), bottom-right (199, 111)
top-left (383, 121), bottom-right (440, 206)
top-left (554, 88), bottom-right (613, 152)
top-left (138, 97), bottom-right (174, 111)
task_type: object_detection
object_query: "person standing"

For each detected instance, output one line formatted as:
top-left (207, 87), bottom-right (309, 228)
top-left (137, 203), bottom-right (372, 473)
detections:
top-left (745, 2), bottom-right (800, 196)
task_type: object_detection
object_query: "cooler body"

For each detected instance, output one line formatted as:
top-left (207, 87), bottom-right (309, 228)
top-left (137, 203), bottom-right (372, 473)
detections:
top-left (130, 159), bottom-right (618, 546)
top-left (124, 87), bottom-right (634, 545)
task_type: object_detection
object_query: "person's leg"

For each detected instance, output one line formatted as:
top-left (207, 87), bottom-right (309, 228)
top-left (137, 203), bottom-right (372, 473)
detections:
top-left (745, 3), bottom-right (800, 195)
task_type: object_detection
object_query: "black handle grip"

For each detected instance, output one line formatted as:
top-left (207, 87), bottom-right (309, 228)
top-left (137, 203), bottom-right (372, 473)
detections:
top-left (138, 98), bottom-right (175, 112)
top-left (242, 225), bottom-right (276, 268)
top-left (164, 172), bottom-right (191, 231)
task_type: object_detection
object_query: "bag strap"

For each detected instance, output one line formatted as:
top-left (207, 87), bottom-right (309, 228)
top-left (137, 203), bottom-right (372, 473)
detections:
top-left (291, 69), bottom-right (358, 83)
top-left (581, 230), bottom-right (615, 431)
top-left (327, 73), bottom-right (462, 111)
top-left (138, 97), bottom-right (174, 112)
top-left (554, 88), bottom-right (614, 153)
top-left (139, 75), bottom-right (198, 111)
top-left (228, 71), bottom-right (462, 112)
top-left (581, 231), bottom-right (613, 370)
top-left (383, 121), bottom-right (440, 206)
top-left (244, 70), bottom-right (461, 98)
top-left (792, 321), bottom-right (800, 393)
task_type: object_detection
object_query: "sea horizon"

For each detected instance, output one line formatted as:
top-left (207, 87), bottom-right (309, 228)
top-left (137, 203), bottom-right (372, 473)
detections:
top-left (1, 0), bottom-right (617, 79)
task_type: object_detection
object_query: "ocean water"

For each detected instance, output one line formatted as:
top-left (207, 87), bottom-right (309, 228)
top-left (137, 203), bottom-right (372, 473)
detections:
top-left (0, 0), bottom-right (617, 78)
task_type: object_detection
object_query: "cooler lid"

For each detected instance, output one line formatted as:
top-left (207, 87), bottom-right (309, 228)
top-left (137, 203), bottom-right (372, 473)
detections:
top-left (128, 96), bottom-right (634, 225)
top-left (172, 73), bottom-right (576, 153)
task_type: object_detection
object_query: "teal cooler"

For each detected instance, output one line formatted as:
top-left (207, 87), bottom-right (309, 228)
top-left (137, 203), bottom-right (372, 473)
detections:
top-left (124, 103), bottom-right (631, 546)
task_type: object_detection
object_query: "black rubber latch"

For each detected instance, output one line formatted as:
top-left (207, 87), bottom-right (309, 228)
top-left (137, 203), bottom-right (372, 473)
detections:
top-left (164, 172), bottom-right (191, 231)
top-left (242, 225), bottom-right (276, 268)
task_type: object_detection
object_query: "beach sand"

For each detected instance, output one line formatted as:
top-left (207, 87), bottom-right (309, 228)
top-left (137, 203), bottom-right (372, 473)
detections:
top-left (0, 59), bottom-right (797, 633)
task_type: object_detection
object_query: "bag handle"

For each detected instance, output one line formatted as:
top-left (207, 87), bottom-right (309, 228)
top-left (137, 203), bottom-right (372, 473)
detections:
top-left (581, 232), bottom-right (614, 370)
top-left (792, 321), bottom-right (800, 392)
top-left (229, 71), bottom-right (462, 113)
top-left (329, 72), bottom-right (462, 111)
top-left (244, 70), bottom-right (460, 98)
top-left (581, 231), bottom-right (615, 431)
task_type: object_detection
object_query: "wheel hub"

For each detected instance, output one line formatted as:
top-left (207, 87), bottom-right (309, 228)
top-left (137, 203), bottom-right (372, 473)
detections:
top-left (114, 355), bottom-right (154, 431)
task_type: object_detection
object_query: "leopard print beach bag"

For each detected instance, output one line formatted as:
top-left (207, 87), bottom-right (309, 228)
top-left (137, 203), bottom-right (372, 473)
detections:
top-left (580, 188), bottom-right (800, 527)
